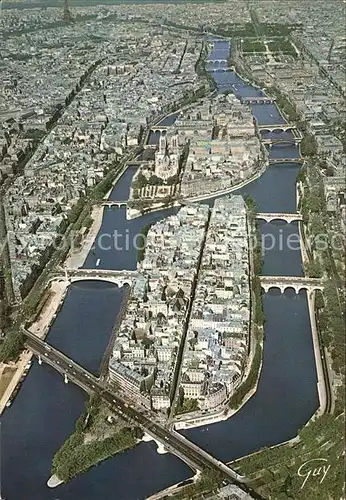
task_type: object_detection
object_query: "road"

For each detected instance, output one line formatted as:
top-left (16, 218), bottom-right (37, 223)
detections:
top-left (22, 328), bottom-right (250, 488)
top-left (168, 211), bottom-right (211, 422)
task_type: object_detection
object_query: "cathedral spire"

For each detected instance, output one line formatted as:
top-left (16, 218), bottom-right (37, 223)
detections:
top-left (159, 135), bottom-right (167, 154)
top-left (63, 0), bottom-right (73, 23)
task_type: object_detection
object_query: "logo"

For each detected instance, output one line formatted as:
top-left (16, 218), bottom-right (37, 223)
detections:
top-left (297, 458), bottom-right (331, 489)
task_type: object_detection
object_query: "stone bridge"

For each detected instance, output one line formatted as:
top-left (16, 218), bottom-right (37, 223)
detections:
top-left (262, 138), bottom-right (301, 147)
top-left (208, 67), bottom-right (231, 72)
top-left (52, 268), bottom-right (138, 287)
top-left (269, 158), bottom-right (304, 164)
top-left (207, 59), bottom-right (228, 64)
top-left (258, 123), bottom-right (296, 133)
top-left (241, 96), bottom-right (276, 104)
top-left (150, 127), bottom-right (168, 135)
top-left (260, 276), bottom-right (323, 294)
top-left (102, 200), bottom-right (128, 208)
top-left (256, 212), bottom-right (302, 223)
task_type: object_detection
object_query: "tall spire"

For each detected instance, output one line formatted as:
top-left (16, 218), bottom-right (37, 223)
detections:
top-left (159, 135), bottom-right (167, 154)
top-left (63, 0), bottom-right (73, 23)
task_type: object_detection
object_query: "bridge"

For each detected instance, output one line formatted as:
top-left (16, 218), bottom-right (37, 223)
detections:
top-left (207, 59), bottom-right (228, 64)
top-left (208, 67), bottom-right (231, 72)
top-left (22, 328), bottom-right (248, 486)
top-left (150, 127), bottom-right (168, 135)
top-left (241, 96), bottom-right (276, 105)
top-left (52, 268), bottom-right (138, 287)
top-left (102, 200), bottom-right (128, 208)
top-left (256, 212), bottom-right (302, 224)
top-left (258, 123), bottom-right (296, 133)
top-left (262, 137), bottom-right (301, 147)
top-left (269, 158), bottom-right (304, 164)
top-left (260, 276), bottom-right (323, 294)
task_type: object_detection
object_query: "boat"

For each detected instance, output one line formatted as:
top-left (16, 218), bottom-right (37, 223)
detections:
top-left (96, 258), bottom-right (100, 267)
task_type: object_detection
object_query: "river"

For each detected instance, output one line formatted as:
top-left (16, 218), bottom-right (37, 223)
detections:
top-left (1, 39), bottom-right (319, 500)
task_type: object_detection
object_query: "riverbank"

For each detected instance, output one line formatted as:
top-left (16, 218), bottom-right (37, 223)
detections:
top-left (146, 473), bottom-right (200, 500)
top-left (185, 164), bottom-right (267, 203)
top-left (65, 205), bottom-right (104, 270)
top-left (306, 291), bottom-right (327, 416)
top-left (29, 280), bottom-right (68, 339)
top-left (297, 179), bottom-right (328, 417)
top-left (0, 279), bottom-right (68, 413)
top-left (0, 351), bottom-right (32, 414)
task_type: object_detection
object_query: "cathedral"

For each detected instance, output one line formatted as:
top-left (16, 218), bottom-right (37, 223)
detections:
top-left (154, 134), bottom-right (180, 181)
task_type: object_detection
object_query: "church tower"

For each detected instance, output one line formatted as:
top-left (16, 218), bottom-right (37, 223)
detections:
top-left (159, 135), bottom-right (167, 154)
top-left (171, 134), bottom-right (179, 152)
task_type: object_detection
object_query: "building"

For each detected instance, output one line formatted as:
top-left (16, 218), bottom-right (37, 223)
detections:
top-left (154, 134), bottom-right (180, 180)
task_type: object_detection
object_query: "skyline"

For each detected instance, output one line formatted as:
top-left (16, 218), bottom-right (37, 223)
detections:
top-left (0, 2), bottom-right (344, 500)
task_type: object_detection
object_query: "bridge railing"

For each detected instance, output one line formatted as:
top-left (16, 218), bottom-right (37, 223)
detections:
top-left (22, 328), bottom-right (97, 374)
top-left (256, 212), bottom-right (303, 223)
top-left (269, 158), bottom-right (303, 164)
top-left (65, 268), bottom-right (138, 275)
top-left (260, 276), bottom-right (322, 283)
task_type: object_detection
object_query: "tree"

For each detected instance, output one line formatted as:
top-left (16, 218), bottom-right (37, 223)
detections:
top-left (67, 198), bottom-right (84, 224)
top-left (0, 328), bottom-right (25, 362)
top-left (304, 260), bottom-right (322, 278)
top-left (315, 290), bottom-right (324, 309)
top-left (229, 342), bottom-right (262, 409)
top-left (245, 195), bottom-right (258, 215)
top-left (142, 337), bottom-right (153, 348)
top-left (300, 134), bottom-right (318, 156)
top-left (296, 165), bottom-right (306, 183)
top-left (148, 175), bottom-right (161, 186)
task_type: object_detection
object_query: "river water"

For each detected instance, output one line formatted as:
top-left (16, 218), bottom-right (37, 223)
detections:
top-left (1, 39), bottom-right (319, 500)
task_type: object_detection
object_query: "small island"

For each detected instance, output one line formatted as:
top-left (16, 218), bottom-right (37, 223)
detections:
top-left (50, 395), bottom-right (143, 483)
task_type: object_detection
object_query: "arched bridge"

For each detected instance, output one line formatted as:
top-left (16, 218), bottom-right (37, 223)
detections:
top-left (102, 200), bottom-right (128, 208)
top-left (256, 212), bottom-right (302, 223)
top-left (207, 59), bottom-right (228, 64)
top-left (150, 127), bottom-right (168, 134)
top-left (260, 276), bottom-right (323, 294)
top-left (269, 158), bottom-right (304, 165)
top-left (208, 67), bottom-right (231, 72)
top-left (241, 96), bottom-right (276, 104)
top-left (22, 328), bottom-right (248, 486)
top-left (262, 138), bottom-right (301, 147)
top-left (258, 123), bottom-right (296, 133)
top-left (52, 268), bottom-right (138, 287)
